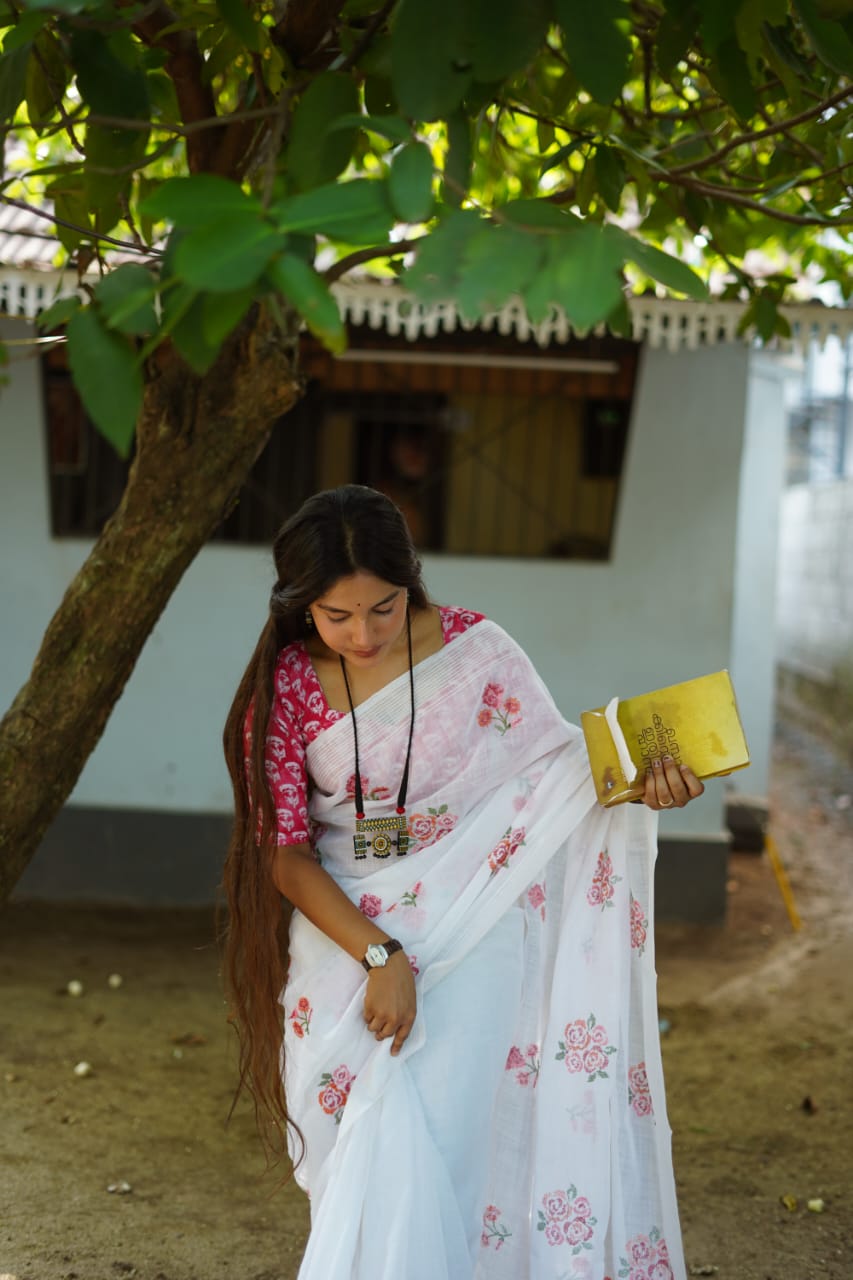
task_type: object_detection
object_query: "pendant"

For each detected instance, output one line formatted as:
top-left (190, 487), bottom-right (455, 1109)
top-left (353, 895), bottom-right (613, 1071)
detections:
top-left (353, 813), bottom-right (410, 860)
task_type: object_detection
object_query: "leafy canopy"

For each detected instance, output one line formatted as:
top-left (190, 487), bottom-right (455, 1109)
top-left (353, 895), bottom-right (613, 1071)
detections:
top-left (1, 0), bottom-right (851, 453)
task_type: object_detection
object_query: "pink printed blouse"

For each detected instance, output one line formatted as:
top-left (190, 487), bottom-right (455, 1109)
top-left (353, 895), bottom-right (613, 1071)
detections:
top-left (255, 605), bottom-right (484, 846)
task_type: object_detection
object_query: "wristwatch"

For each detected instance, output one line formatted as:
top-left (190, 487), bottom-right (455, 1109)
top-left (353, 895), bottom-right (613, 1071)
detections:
top-left (361, 938), bottom-right (403, 971)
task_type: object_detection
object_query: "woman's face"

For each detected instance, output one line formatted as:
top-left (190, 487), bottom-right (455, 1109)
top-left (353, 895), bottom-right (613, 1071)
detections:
top-left (308, 571), bottom-right (408, 668)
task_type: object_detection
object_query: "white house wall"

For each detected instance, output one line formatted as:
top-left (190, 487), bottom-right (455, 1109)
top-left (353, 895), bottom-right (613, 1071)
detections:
top-left (729, 355), bottom-right (788, 797)
top-left (2, 317), bottom-right (774, 909)
top-left (776, 479), bottom-right (853, 680)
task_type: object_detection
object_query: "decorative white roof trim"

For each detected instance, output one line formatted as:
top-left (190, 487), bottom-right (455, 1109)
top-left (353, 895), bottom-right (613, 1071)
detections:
top-left (2, 266), bottom-right (851, 353)
top-left (333, 281), bottom-right (853, 353)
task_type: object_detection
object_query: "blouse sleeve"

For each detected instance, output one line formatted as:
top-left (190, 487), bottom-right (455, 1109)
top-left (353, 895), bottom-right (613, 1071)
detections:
top-left (264, 691), bottom-right (311, 847)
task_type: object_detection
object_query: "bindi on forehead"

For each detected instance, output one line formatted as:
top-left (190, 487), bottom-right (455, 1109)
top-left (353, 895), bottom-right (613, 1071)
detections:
top-left (317, 584), bottom-right (400, 614)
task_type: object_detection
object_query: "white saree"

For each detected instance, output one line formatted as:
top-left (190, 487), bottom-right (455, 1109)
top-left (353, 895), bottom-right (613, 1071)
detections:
top-left (281, 620), bottom-right (685, 1280)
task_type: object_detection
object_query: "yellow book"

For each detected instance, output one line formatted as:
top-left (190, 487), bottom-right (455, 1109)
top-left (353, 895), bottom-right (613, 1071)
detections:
top-left (581, 670), bottom-right (750, 807)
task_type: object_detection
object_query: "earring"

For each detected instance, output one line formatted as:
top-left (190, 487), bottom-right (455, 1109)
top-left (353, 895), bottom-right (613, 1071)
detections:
top-left (305, 609), bottom-right (314, 628)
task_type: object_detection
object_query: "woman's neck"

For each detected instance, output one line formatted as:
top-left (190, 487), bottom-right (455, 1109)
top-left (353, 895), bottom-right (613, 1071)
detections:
top-left (307, 605), bottom-right (443, 712)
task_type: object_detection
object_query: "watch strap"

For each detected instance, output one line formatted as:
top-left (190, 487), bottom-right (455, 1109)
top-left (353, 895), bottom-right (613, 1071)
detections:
top-left (361, 937), bottom-right (403, 971)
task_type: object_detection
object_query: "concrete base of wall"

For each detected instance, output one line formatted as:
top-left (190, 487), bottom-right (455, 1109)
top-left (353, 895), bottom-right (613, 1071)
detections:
top-left (12, 805), bottom-right (730, 925)
top-left (14, 807), bottom-right (231, 907)
top-left (654, 835), bottom-right (729, 925)
top-left (725, 794), bottom-right (769, 854)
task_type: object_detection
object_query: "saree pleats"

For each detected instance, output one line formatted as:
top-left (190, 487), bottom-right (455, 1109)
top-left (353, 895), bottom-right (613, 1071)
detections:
top-left (280, 622), bottom-right (685, 1280)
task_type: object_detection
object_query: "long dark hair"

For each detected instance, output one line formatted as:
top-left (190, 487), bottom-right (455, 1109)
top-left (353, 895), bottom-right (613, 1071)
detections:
top-left (221, 486), bottom-right (429, 1163)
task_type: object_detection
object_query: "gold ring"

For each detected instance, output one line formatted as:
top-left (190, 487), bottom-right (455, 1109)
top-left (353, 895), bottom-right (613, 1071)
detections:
top-left (658, 798), bottom-right (674, 808)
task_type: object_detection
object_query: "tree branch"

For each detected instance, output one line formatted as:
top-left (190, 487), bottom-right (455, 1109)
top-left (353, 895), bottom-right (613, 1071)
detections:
top-left (31, 39), bottom-right (85, 155)
top-left (667, 174), bottom-right (852, 226)
top-left (130, 2), bottom-right (219, 172)
top-left (335, 0), bottom-right (397, 73)
top-left (273, 0), bottom-right (347, 68)
top-left (323, 237), bottom-right (422, 284)
top-left (78, 107), bottom-right (282, 136)
top-left (0, 196), bottom-right (160, 257)
top-left (210, 80), bottom-right (270, 181)
top-left (666, 86), bottom-right (853, 179)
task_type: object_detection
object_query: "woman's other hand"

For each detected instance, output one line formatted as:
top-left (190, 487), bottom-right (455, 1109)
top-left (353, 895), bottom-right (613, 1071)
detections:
top-left (642, 757), bottom-right (705, 811)
top-left (363, 953), bottom-right (417, 1056)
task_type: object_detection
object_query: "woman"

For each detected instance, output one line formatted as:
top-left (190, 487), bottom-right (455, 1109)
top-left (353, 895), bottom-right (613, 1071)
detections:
top-left (223, 485), bottom-right (703, 1280)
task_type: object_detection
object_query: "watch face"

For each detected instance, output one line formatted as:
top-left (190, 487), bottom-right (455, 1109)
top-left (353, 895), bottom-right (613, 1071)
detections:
top-left (366, 944), bottom-right (387, 968)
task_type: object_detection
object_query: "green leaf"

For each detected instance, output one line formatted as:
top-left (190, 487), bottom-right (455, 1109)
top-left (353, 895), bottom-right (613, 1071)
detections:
top-left (794, 0), bottom-right (853, 75)
top-left (17, 0), bottom-right (99, 12)
top-left (214, 0), bottom-right (261, 52)
top-left (135, 173), bottom-right (159, 244)
top-left (404, 208), bottom-right (482, 301)
top-left (146, 68), bottom-right (180, 121)
top-left (141, 175), bottom-right (261, 227)
top-left (328, 111), bottom-right (411, 144)
top-left (747, 290), bottom-right (782, 342)
top-left (707, 37), bottom-right (757, 120)
top-left (202, 27), bottom-right (242, 82)
top-left (201, 287), bottom-right (255, 348)
top-left (443, 109), bottom-right (471, 205)
top-left (284, 233), bottom-right (318, 265)
top-left (363, 74), bottom-right (396, 115)
top-left (2, 11), bottom-right (46, 51)
top-left (543, 224), bottom-right (625, 331)
top-left (175, 213), bottom-right (282, 292)
top-left (95, 264), bottom-right (158, 336)
top-left (656, 0), bottom-right (701, 78)
top-left (575, 157), bottom-right (597, 214)
top-left (540, 138), bottom-right (586, 177)
top-left (522, 239), bottom-right (561, 324)
top-left (605, 294), bottom-right (634, 338)
top-left (357, 31), bottom-right (394, 78)
top-left (761, 16), bottom-right (810, 72)
top-left (267, 254), bottom-right (346, 353)
top-left (555, 0), bottom-right (632, 104)
top-left (735, 0), bottom-right (788, 60)
top-left (158, 282), bottom-right (217, 374)
top-left (45, 175), bottom-right (91, 252)
top-left (663, 131), bottom-right (712, 163)
top-left (0, 43), bottom-right (30, 120)
top-left (388, 141), bottom-right (435, 223)
top-left (501, 199), bottom-right (582, 230)
top-left (391, 0), bottom-right (472, 120)
top-left (66, 307), bottom-right (141, 456)
top-left (83, 124), bottom-right (144, 222)
top-left (550, 67), bottom-right (579, 114)
top-left (467, 0), bottom-right (550, 81)
top-left (456, 222), bottom-right (545, 319)
top-left (36, 294), bottom-right (81, 331)
top-left (272, 179), bottom-right (394, 244)
top-left (69, 28), bottom-right (149, 118)
top-left (699, 0), bottom-right (742, 55)
top-left (764, 174), bottom-right (803, 200)
top-left (616, 231), bottom-right (708, 299)
top-left (286, 72), bottom-right (360, 191)
top-left (25, 29), bottom-right (67, 127)
top-left (537, 118), bottom-right (555, 153)
top-left (593, 144), bottom-right (626, 212)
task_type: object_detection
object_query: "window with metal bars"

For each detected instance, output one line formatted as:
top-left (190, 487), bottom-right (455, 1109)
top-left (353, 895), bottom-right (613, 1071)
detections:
top-left (42, 330), bottom-right (638, 559)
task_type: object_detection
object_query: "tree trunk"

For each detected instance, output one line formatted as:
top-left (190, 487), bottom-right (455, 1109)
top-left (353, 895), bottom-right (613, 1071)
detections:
top-left (0, 306), bottom-right (301, 906)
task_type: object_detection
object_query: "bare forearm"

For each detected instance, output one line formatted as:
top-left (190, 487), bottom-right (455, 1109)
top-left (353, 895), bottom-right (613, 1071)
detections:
top-left (274, 843), bottom-right (416, 1056)
top-left (272, 843), bottom-right (390, 963)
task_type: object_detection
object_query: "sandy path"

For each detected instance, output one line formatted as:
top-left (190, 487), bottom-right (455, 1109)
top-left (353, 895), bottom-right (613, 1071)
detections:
top-left (1, 710), bottom-right (851, 1280)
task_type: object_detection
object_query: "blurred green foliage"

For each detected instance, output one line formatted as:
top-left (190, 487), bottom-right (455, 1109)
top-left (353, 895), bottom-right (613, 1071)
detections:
top-left (0, 0), bottom-right (851, 451)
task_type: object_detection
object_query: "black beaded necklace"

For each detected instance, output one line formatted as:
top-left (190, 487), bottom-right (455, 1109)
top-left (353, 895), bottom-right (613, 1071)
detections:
top-left (339, 608), bottom-right (415, 860)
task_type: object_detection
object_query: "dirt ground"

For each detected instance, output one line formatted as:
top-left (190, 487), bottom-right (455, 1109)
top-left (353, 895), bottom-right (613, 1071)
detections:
top-left (2, 703), bottom-right (851, 1280)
